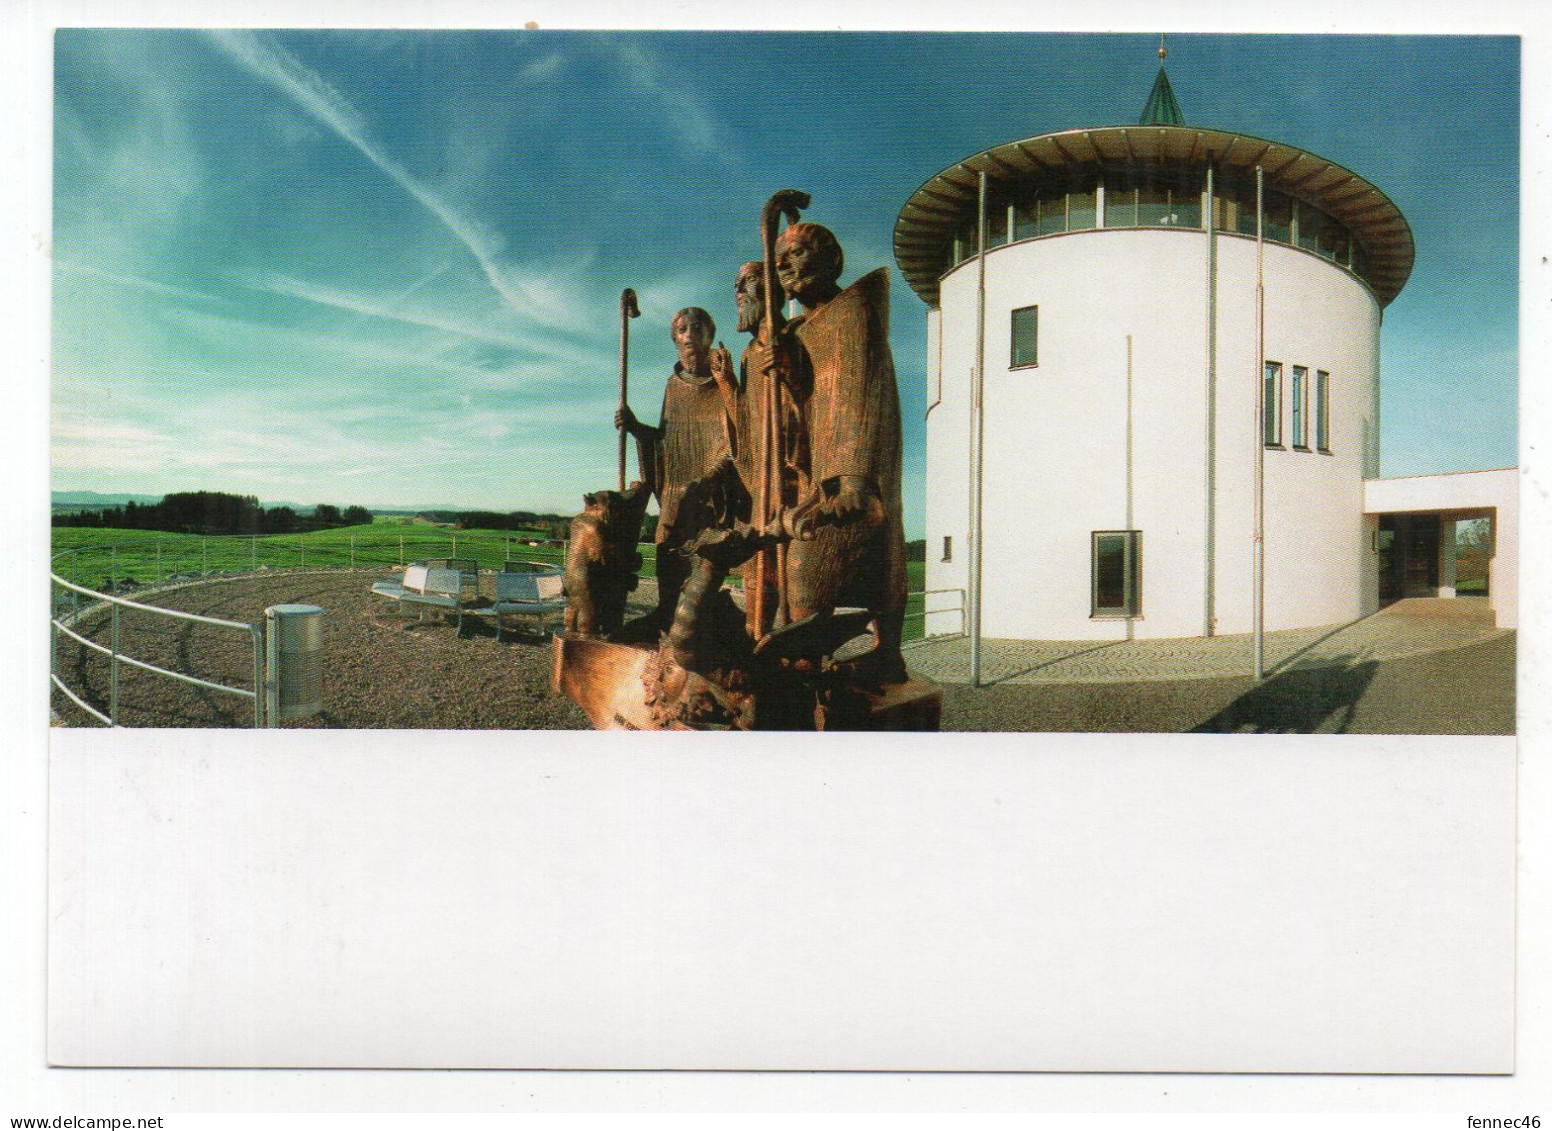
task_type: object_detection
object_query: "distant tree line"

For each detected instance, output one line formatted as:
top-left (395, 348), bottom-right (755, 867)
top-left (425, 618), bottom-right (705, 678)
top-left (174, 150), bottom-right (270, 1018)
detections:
top-left (449, 510), bottom-right (659, 544)
top-left (446, 510), bottom-right (569, 532)
top-left (52, 491), bottom-right (373, 535)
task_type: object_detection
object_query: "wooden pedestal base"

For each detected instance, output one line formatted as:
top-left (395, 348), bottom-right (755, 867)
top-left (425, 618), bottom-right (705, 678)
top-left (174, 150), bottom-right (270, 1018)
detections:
top-left (552, 634), bottom-right (941, 732)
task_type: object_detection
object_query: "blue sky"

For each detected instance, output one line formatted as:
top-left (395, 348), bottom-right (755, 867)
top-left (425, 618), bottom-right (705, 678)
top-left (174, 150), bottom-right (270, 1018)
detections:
top-left (51, 30), bottom-right (1519, 532)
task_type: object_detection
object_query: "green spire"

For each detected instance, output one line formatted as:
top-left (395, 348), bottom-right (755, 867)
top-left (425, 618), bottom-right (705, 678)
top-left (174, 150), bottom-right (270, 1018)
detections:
top-left (1139, 39), bottom-right (1185, 125)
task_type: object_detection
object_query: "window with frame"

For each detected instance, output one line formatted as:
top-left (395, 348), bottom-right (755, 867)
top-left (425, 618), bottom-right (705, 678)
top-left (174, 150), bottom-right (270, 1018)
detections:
top-left (1263, 191), bottom-right (1293, 243)
top-left (942, 535), bottom-right (953, 562)
top-left (1316, 370), bottom-right (1331, 451)
top-left (1263, 361), bottom-right (1283, 447)
top-left (1103, 172), bottom-right (1138, 228)
top-left (1291, 365), bottom-right (1309, 448)
top-left (1091, 530), bottom-right (1142, 618)
top-left (1010, 305), bottom-right (1038, 368)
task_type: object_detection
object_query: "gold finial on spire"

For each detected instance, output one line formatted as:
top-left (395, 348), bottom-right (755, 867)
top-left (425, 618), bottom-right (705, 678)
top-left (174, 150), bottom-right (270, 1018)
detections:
top-left (1159, 33), bottom-right (1167, 62)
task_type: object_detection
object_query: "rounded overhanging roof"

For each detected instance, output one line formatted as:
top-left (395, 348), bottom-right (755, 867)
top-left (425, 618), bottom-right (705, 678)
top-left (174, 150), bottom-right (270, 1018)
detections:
top-left (893, 125), bottom-right (1415, 309)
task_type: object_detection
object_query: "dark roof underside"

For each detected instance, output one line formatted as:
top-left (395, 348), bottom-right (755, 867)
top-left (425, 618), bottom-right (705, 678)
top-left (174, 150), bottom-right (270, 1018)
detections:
top-left (893, 125), bottom-right (1414, 309)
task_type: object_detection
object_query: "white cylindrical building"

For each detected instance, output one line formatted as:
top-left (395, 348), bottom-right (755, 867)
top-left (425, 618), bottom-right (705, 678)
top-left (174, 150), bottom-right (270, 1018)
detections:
top-left (896, 66), bottom-right (1413, 642)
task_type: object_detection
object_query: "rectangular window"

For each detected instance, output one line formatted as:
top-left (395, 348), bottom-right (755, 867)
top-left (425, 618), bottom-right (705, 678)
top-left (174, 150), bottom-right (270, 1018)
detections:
top-left (1291, 365), bottom-right (1308, 448)
top-left (1316, 370), bottom-right (1331, 451)
top-left (987, 200), bottom-right (1009, 248)
top-left (1171, 184), bottom-right (1202, 229)
top-left (942, 535), bottom-right (953, 562)
top-left (1332, 226), bottom-right (1351, 268)
top-left (1010, 305), bottom-right (1038, 368)
top-left (1234, 182), bottom-right (1259, 236)
top-left (1012, 197), bottom-right (1039, 241)
top-left (1036, 188), bottom-right (1068, 236)
top-left (1295, 201), bottom-right (1323, 252)
top-left (1092, 531), bottom-right (1142, 617)
top-left (1263, 361), bottom-right (1283, 446)
top-left (1067, 186), bottom-right (1097, 230)
top-left (1104, 173), bottom-right (1138, 228)
top-left (1137, 182), bottom-right (1171, 226)
top-left (1263, 192), bottom-right (1293, 243)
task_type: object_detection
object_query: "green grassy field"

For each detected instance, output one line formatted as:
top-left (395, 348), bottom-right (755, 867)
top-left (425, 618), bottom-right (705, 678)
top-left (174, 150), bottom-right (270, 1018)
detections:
top-left (51, 524), bottom-right (574, 588)
top-left (50, 525), bottom-right (933, 639)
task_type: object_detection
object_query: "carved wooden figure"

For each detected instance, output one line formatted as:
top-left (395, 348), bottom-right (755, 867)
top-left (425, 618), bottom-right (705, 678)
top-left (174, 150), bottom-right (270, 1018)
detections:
top-left (562, 484), bottom-right (648, 638)
top-left (616, 307), bottom-right (738, 625)
top-left (553, 195), bottom-right (936, 730)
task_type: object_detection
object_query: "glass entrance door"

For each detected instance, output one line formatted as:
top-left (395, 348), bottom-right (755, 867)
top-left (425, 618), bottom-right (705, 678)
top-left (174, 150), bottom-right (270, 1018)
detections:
top-left (1377, 514), bottom-right (1440, 602)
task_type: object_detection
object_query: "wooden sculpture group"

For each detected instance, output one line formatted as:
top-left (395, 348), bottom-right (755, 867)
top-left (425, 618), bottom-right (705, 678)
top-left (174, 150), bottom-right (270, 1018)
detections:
top-left (552, 191), bottom-right (941, 731)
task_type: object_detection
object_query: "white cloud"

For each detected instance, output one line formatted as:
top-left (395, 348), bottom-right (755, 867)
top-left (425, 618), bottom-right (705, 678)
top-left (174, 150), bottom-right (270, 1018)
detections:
top-left (241, 267), bottom-right (643, 380)
top-left (54, 260), bottom-right (227, 307)
top-left (516, 53), bottom-right (565, 86)
top-left (204, 29), bottom-right (589, 331)
top-left (609, 41), bottom-right (739, 169)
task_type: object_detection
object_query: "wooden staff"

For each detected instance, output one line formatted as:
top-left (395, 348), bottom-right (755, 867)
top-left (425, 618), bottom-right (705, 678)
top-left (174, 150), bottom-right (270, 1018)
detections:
top-left (617, 288), bottom-right (640, 490)
top-left (754, 190), bottom-right (809, 635)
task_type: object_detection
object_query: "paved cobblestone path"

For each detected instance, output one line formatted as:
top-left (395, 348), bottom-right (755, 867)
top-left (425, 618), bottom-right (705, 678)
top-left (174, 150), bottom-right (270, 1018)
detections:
top-left (904, 598), bottom-right (1507, 685)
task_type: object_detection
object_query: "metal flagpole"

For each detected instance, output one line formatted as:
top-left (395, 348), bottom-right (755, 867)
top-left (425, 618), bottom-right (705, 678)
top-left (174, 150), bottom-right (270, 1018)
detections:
top-left (969, 170), bottom-right (988, 688)
top-left (1203, 163), bottom-right (1217, 638)
top-left (1253, 165), bottom-right (1266, 682)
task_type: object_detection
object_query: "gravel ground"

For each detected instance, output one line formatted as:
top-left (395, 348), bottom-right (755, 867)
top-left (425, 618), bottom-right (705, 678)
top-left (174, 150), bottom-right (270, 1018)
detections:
top-left (50, 571), bottom-right (1515, 734)
top-left (51, 570), bottom-right (594, 730)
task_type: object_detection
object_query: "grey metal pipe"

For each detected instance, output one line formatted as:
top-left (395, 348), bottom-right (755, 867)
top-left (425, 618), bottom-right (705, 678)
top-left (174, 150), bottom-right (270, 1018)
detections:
top-left (1125, 334), bottom-right (1135, 642)
top-left (253, 626), bottom-right (264, 727)
top-left (1203, 164), bottom-right (1217, 637)
top-left (969, 170), bottom-right (989, 688)
top-left (1253, 166), bottom-right (1266, 682)
top-left (110, 602), bottom-right (120, 724)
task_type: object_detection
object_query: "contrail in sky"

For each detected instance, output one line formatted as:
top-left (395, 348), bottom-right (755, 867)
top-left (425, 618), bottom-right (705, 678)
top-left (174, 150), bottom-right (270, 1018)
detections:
top-left (205, 29), bottom-right (532, 317)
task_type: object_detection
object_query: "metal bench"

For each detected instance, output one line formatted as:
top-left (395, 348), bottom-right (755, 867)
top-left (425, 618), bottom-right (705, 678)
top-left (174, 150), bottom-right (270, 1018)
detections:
top-left (468, 570), bottom-right (567, 641)
top-left (370, 565), bottom-right (468, 633)
top-left (420, 557), bottom-right (479, 596)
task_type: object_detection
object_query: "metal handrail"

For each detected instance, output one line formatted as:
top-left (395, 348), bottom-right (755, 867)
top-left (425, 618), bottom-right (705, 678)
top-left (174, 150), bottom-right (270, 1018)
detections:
top-left (52, 618), bottom-right (259, 700)
top-left (50, 571), bottom-right (264, 728)
top-left (50, 673), bottom-right (110, 726)
top-left (51, 573), bottom-right (257, 628)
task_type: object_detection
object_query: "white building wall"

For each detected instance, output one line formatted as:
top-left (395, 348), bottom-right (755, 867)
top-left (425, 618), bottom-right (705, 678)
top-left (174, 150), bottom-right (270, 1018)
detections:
top-left (925, 227), bottom-right (1381, 641)
top-left (922, 306), bottom-right (972, 637)
top-left (1216, 236), bottom-right (1380, 635)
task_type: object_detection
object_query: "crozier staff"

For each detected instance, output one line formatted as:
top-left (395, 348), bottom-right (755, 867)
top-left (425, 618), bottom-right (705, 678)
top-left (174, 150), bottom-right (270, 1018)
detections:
top-left (752, 189), bottom-right (810, 634)
top-left (616, 287), bottom-right (640, 491)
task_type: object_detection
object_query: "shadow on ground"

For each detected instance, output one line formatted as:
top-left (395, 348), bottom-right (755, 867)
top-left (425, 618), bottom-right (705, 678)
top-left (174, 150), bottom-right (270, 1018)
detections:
top-left (1189, 653), bottom-right (1377, 733)
top-left (937, 634), bottom-right (1513, 735)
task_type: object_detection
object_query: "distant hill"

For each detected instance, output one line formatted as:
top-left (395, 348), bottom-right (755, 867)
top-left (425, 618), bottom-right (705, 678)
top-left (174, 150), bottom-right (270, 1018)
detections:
top-left (53, 492), bottom-right (528, 516)
top-left (52, 491), bottom-right (161, 508)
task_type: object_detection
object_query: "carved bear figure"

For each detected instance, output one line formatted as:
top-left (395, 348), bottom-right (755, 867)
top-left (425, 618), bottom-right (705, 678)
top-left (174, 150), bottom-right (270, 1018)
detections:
top-left (563, 484), bottom-right (648, 637)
